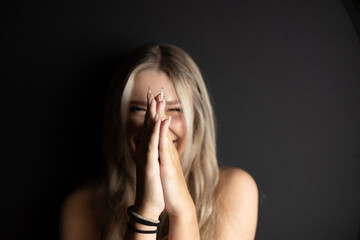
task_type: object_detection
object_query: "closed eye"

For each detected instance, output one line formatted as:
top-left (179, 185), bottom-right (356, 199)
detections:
top-left (167, 108), bottom-right (182, 112)
top-left (130, 106), bottom-right (146, 112)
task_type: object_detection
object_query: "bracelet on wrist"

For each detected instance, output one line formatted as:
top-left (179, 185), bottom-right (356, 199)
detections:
top-left (126, 205), bottom-right (161, 234)
top-left (126, 222), bottom-right (158, 234)
top-left (127, 205), bottom-right (161, 226)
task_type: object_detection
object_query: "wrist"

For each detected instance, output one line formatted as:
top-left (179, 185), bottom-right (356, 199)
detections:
top-left (133, 202), bottom-right (162, 220)
top-left (166, 192), bottom-right (196, 217)
top-left (168, 201), bottom-right (197, 221)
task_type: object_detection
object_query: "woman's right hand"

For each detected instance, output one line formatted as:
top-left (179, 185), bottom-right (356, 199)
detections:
top-left (132, 90), bottom-right (165, 220)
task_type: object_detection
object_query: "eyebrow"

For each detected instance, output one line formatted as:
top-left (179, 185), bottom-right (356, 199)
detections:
top-left (130, 100), bottom-right (181, 106)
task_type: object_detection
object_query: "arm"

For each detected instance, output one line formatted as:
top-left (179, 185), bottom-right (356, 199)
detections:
top-left (168, 205), bottom-right (200, 240)
top-left (158, 117), bottom-right (200, 240)
top-left (123, 92), bottom-right (164, 240)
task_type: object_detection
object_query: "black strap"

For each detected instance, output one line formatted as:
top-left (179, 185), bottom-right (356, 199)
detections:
top-left (127, 205), bottom-right (161, 227)
top-left (126, 222), bottom-right (158, 234)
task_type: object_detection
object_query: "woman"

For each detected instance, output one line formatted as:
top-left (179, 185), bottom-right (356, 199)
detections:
top-left (60, 43), bottom-right (258, 240)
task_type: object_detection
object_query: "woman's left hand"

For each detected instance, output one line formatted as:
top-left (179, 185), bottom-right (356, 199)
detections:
top-left (155, 95), bottom-right (196, 218)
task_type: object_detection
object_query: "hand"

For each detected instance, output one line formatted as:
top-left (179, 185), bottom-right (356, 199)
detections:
top-left (155, 94), bottom-right (195, 218)
top-left (133, 91), bottom-right (165, 219)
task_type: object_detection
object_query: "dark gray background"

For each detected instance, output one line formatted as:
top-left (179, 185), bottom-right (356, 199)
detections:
top-left (2, 0), bottom-right (360, 239)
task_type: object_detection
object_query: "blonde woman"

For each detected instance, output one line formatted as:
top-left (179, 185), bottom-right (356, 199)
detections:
top-left (60, 43), bottom-right (258, 240)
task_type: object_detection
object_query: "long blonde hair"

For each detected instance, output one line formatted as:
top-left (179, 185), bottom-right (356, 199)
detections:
top-left (97, 43), bottom-right (219, 240)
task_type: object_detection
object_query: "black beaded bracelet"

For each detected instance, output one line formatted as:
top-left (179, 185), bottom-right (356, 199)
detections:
top-left (126, 222), bottom-right (158, 234)
top-left (127, 205), bottom-right (161, 227)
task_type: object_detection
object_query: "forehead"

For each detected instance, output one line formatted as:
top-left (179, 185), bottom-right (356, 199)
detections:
top-left (131, 68), bottom-right (178, 101)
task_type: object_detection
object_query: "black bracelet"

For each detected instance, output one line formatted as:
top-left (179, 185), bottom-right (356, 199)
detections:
top-left (127, 205), bottom-right (161, 227)
top-left (126, 222), bottom-right (158, 234)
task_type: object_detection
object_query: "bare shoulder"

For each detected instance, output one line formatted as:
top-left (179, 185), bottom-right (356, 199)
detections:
top-left (60, 183), bottom-right (99, 240)
top-left (216, 166), bottom-right (258, 240)
top-left (218, 166), bottom-right (258, 194)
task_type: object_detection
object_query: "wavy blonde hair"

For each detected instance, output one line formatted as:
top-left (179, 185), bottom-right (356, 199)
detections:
top-left (96, 43), bottom-right (219, 240)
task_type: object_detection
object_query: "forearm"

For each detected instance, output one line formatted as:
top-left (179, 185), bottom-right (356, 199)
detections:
top-left (168, 205), bottom-right (200, 240)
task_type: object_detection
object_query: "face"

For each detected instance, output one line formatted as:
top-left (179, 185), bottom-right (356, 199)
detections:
top-left (127, 68), bottom-right (186, 158)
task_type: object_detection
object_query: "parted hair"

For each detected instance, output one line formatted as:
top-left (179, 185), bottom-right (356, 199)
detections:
top-left (96, 43), bottom-right (220, 240)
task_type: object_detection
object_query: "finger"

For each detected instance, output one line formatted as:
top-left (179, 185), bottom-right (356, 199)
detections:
top-left (147, 114), bottom-right (161, 162)
top-left (147, 87), bottom-right (152, 105)
top-left (159, 118), bottom-right (171, 164)
top-left (153, 86), bottom-right (164, 103)
top-left (139, 91), bottom-right (157, 146)
top-left (148, 94), bottom-right (157, 120)
top-left (154, 94), bottom-right (166, 121)
top-left (144, 92), bottom-right (156, 126)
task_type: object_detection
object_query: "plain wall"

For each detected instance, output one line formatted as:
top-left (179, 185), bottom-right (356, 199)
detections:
top-left (2, 0), bottom-right (360, 239)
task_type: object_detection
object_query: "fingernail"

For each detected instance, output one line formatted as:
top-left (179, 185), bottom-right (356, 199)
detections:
top-left (147, 88), bottom-right (152, 105)
top-left (163, 96), bottom-right (166, 109)
top-left (168, 116), bottom-right (172, 125)
top-left (161, 87), bottom-right (164, 100)
top-left (155, 113), bottom-right (158, 122)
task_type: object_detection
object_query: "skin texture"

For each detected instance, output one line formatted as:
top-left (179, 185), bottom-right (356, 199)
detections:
top-left (60, 69), bottom-right (259, 240)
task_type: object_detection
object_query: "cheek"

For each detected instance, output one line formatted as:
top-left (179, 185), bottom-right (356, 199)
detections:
top-left (170, 118), bottom-right (186, 138)
top-left (169, 117), bottom-right (186, 154)
top-left (127, 115), bottom-right (144, 133)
